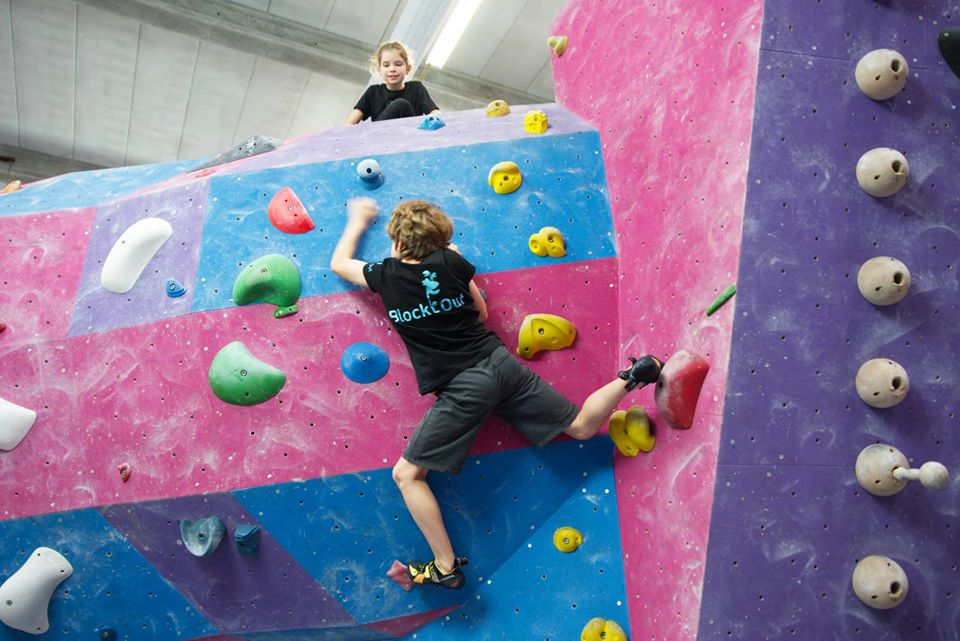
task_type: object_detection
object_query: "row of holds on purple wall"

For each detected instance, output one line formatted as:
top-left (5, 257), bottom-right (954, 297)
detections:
top-left (848, 39), bottom-right (954, 612)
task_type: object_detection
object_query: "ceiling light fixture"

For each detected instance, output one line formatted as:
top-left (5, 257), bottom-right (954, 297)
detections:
top-left (426, 0), bottom-right (482, 69)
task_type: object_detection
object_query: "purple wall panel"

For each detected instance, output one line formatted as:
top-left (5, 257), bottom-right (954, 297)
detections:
top-left (700, 2), bottom-right (960, 639)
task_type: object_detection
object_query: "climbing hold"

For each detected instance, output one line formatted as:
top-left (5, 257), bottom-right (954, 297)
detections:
top-left (855, 443), bottom-right (949, 496)
top-left (100, 217), bottom-right (173, 294)
top-left (208, 341), bottom-right (286, 406)
top-left (552, 526), bottom-right (583, 553)
top-left (852, 555), bottom-right (909, 609)
top-left (528, 226), bottom-right (566, 257)
top-left (117, 463), bottom-right (132, 483)
top-left (99, 629), bottom-right (117, 641)
top-left (0, 547), bottom-right (73, 634)
top-left (855, 358), bottom-right (908, 408)
top-left (547, 35), bottom-right (568, 56)
top-left (179, 516), bottom-right (226, 557)
top-left (232, 254), bottom-right (302, 318)
top-left (856, 147), bottom-right (909, 198)
top-left (340, 342), bottom-right (390, 384)
top-left (523, 110), bottom-right (549, 134)
top-left (0, 397), bottom-right (38, 451)
top-left (165, 278), bottom-right (186, 298)
top-left (855, 49), bottom-right (909, 100)
top-left (488, 161), bottom-right (523, 194)
top-left (581, 617), bottom-right (627, 641)
top-left (234, 524), bottom-right (261, 556)
top-left (516, 313), bottom-right (576, 359)
top-left (191, 134), bottom-right (280, 172)
top-left (485, 100), bottom-right (511, 117)
top-left (857, 257), bottom-right (910, 306)
top-left (267, 187), bottom-right (316, 234)
top-left (938, 28), bottom-right (960, 80)
top-left (0, 322), bottom-right (6, 334)
top-left (705, 284), bottom-right (737, 316)
top-left (357, 159), bottom-right (384, 190)
top-left (386, 559), bottom-right (414, 592)
top-left (418, 115), bottom-right (445, 130)
top-left (608, 405), bottom-right (654, 456)
top-left (654, 350), bottom-right (709, 429)
top-left (1, 179), bottom-right (22, 194)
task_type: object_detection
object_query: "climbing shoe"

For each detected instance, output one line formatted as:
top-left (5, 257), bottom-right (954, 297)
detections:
top-left (619, 355), bottom-right (663, 391)
top-left (407, 556), bottom-right (469, 589)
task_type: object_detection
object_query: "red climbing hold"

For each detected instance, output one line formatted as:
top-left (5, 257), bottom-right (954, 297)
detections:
top-left (654, 350), bottom-right (709, 429)
top-left (268, 187), bottom-right (316, 234)
top-left (0, 322), bottom-right (6, 334)
top-left (387, 559), bottom-right (414, 592)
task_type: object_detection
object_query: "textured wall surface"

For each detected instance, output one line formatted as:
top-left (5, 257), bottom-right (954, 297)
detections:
top-left (698, 1), bottom-right (960, 640)
top-left (0, 105), bottom-right (626, 639)
top-left (551, 2), bottom-right (764, 639)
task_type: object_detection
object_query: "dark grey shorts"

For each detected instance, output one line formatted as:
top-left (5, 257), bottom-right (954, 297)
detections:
top-left (403, 346), bottom-right (580, 474)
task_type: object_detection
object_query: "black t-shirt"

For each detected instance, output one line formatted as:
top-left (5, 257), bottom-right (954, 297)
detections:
top-left (363, 249), bottom-right (503, 394)
top-left (353, 81), bottom-right (439, 121)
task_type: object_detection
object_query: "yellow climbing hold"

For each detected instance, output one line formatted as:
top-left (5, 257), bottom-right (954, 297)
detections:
top-left (488, 161), bottom-right (523, 195)
top-left (581, 618), bottom-right (627, 641)
top-left (485, 99), bottom-right (511, 117)
top-left (516, 313), bottom-right (576, 359)
top-left (553, 526), bottom-right (583, 553)
top-left (524, 110), bottom-right (549, 134)
top-left (528, 226), bottom-right (566, 257)
top-left (608, 405), bottom-right (655, 456)
top-left (547, 35), bottom-right (568, 56)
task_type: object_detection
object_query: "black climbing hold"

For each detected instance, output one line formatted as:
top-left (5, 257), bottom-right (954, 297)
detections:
top-left (938, 28), bottom-right (960, 80)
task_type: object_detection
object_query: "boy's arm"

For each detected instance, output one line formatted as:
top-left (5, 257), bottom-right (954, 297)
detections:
top-left (346, 108), bottom-right (365, 125)
top-left (330, 198), bottom-right (378, 288)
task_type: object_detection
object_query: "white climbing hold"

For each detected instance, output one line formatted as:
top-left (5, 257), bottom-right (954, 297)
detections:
top-left (0, 397), bottom-right (38, 451)
top-left (0, 547), bottom-right (73, 634)
top-left (100, 217), bottom-right (173, 293)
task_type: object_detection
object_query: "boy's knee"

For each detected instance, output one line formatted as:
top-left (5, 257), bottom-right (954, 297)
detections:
top-left (392, 457), bottom-right (424, 487)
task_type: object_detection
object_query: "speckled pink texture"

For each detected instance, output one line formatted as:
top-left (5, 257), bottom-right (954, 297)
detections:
top-left (551, 2), bottom-right (763, 639)
top-left (0, 258), bottom-right (617, 519)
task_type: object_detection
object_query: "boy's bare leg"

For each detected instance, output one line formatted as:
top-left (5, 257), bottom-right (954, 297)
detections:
top-left (564, 379), bottom-right (630, 440)
top-left (392, 457), bottom-right (456, 572)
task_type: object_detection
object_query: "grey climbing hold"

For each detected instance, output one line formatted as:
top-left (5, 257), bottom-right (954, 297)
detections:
top-left (191, 135), bottom-right (281, 171)
top-left (179, 516), bottom-right (226, 557)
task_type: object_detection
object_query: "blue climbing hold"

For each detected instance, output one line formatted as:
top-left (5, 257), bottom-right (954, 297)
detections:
top-left (99, 629), bottom-right (117, 641)
top-left (165, 278), bottom-right (186, 298)
top-left (340, 342), bottom-right (390, 384)
top-left (179, 516), bottom-right (226, 557)
top-left (235, 523), bottom-right (262, 556)
top-left (418, 115), bottom-right (445, 130)
top-left (357, 159), bottom-right (384, 191)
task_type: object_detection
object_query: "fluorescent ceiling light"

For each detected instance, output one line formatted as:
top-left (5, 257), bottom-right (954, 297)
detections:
top-left (426, 0), bottom-right (482, 68)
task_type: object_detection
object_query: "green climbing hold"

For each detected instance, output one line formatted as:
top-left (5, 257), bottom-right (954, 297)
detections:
top-left (208, 341), bottom-right (286, 406)
top-left (232, 254), bottom-right (302, 318)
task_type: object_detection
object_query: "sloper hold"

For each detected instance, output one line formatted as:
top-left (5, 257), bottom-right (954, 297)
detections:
top-left (939, 27), bottom-right (960, 80)
top-left (100, 217), bottom-right (173, 293)
top-left (208, 341), bottom-right (286, 406)
top-left (0, 547), bottom-right (73, 634)
top-left (654, 350), bottom-right (709, 429)
top-left (340, 342), bottom-right (390, 384)
top-left (268, 187), bottom-right (316, 234)
top-left (179, 516), bottom-right (226, 557)
top-left (0, 397), bottom-right (38, 451)
top-left (191, 134), bottom-right (280, 171)
top-left (516, 313), bottom-right (576, 359)
top-left (232, 254), bottom-right (302, 318)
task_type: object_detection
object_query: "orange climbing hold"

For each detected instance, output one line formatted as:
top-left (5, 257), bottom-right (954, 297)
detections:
top-left (268, 187), bottom-right (316, 234)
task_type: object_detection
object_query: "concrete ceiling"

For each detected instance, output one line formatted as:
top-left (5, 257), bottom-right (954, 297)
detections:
top-left (0, 0), bottom-right (566, 183)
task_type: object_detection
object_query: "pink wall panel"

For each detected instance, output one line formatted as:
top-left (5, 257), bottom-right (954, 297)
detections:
top-left (0, 208), bottom-right (95, 343)
top-left (0, 258), bottom-right (617, 519)
top-left (552, 2), bottom-right (763, 639)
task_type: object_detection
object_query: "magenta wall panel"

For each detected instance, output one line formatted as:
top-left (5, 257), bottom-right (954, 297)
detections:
top-left (551, 1), bottom-right (764, 639)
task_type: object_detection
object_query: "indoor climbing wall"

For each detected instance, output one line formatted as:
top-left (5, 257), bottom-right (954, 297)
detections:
top-left (0, 106), bottom-right (629, 640)
top-left (696, 1), bottom-right (960, 640)
top-left (551, 1), bottom-right (764, 640)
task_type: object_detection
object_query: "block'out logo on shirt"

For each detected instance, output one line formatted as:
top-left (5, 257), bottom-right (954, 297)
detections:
top-left (388, 270), bottom-right (466, 324)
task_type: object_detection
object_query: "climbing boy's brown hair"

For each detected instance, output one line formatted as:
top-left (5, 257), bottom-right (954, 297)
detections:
top-left (387, 200), bottom-right (453, 260)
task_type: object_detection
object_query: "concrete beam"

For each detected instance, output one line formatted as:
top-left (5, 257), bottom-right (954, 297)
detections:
top-left (0, 144), bottom-right (104, 184)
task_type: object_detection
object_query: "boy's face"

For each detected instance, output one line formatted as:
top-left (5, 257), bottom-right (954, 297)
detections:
top-left (379, 49), bottom-right (411, 89)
